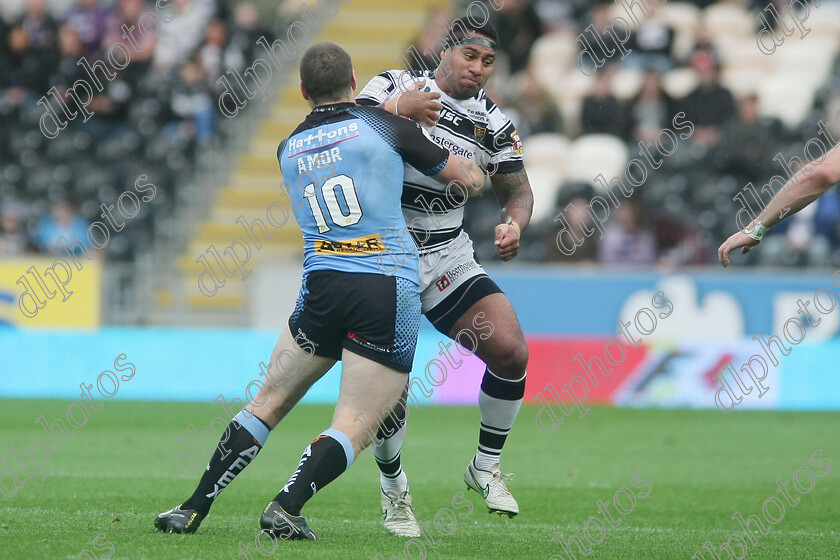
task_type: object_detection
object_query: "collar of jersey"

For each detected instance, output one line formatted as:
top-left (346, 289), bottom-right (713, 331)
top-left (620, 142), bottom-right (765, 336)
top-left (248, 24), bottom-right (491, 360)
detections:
top-left (312, 102), bottom-right (355, 113)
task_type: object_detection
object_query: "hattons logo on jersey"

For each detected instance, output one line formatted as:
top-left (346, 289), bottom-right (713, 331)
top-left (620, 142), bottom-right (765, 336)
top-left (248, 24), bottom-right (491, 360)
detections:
top-left (288, 123), bottom-right (359, 157)
top-left (435, 275), bottom-right (451, 291)
top-left (315, 233), bottom-right (385, 255)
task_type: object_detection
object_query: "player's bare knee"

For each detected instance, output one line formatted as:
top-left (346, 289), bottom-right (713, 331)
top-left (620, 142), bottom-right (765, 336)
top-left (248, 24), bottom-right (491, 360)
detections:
top-left (508, 341), bottom-right (529, 376)
top-left (487, 339), bottom-right (528, 379)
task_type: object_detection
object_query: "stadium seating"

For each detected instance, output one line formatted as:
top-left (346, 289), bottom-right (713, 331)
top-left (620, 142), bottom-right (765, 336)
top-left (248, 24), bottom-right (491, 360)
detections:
top-left (5, 0), bottom-right (840, 325)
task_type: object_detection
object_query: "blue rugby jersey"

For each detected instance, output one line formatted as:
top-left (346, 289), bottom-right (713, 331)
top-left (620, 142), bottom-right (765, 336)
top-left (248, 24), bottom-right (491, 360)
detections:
top-left (278, 103), bottom-right (450, 283)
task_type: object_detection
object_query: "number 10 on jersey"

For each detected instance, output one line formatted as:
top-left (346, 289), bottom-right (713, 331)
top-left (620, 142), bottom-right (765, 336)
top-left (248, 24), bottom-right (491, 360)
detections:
top-left (301, 174), bottom-right (363, 232)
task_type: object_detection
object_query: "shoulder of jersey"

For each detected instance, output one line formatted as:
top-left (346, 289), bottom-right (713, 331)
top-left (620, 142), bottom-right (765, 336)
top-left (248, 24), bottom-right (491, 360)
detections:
top-left (351, 103), bottom-right (393, 120)
top-left (379, 68), bottom-right (435, 90)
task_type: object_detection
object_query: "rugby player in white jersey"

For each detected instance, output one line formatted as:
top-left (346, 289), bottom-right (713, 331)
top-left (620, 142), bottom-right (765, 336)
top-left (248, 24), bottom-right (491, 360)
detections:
top-left (356, 17), bottom-right (534, 537)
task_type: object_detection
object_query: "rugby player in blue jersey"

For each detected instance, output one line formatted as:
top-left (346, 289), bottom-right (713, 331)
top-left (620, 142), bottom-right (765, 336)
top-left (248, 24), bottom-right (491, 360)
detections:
top-left (154, 42), bottom-right (484, 540)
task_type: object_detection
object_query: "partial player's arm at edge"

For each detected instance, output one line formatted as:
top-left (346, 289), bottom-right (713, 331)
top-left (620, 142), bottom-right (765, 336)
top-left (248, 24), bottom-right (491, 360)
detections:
top-left (754, 143), bottom-right (840, 229)
top-left (718, 143), bottom-right (840, 267)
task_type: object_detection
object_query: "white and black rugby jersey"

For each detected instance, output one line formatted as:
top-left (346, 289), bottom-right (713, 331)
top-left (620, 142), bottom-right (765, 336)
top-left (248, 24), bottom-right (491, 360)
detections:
top-left (357, 69), bottom-right (525, 254)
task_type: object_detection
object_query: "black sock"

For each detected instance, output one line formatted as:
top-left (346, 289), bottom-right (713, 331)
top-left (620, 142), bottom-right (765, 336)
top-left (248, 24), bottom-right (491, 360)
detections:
top-left (275, 430), bottom-right (353, 516)
top-left (182, 413), bottom-right (270, 516)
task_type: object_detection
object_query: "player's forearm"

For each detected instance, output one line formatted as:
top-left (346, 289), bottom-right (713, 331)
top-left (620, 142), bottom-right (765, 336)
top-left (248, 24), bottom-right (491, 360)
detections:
top-left (436, 154), bottom-right (485, 193)
top-left (502, 207), bottom-right (531, 233)
top-left (492, 168), bottom-right (533, 232)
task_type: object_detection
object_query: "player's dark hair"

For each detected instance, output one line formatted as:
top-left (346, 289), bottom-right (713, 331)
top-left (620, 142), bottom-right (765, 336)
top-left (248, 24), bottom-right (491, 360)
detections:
top-left (300, 42), bottom-right (353, 104)
top-left (446, 17), bottom-right (499, 48)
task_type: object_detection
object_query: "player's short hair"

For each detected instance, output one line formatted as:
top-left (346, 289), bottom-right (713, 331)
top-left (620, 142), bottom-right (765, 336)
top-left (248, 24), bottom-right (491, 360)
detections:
top-left (300, 42), bottom-right (353, 104)
top-left (445, 17), bottom-right (499, 51)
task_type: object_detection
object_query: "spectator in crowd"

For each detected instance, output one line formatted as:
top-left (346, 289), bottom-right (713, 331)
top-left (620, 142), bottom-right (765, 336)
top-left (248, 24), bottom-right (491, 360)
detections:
top-left (490, 0), bottom-right (543, 74)
top-left (511, 71), bottom-right (563, 137)
top-left (228, 2), bottom-right (274, 65)
top-left (712, 93), bottom-right (785, 184)
top-left (677, 50), bottom-right (737, 147)
top-left (533, 0), bottom-right (590, 31)
top-left (4, 21), bottom-right (55, 106)
top-left (153, 0), bottom-right (217, 71)
top-left (82, 28), bottom-right (139, 140)
top-left (33, 200), bottom-right (90, 256)
top-left (631, 69), bottom-right (676, 146)
top-left (164, 58), bottom-right (215, 144)
top-left (654, 213), bottom-right (706, 266)
top-left (686, 0), bottom-right (716, 7)
top-left (404, 7), bottom-right (450, 72)
top-left (625, 6), bottom-right (675, 73)
top-left (106, 0), bottom-right (150, 51)
top-left (0, 202), bottom-right (31, 257)
top-left (597, 199), bottom-right (657, 265)
top-left (199, 19), bottom-right (245, 85)
top-left (53, 25), bottom-right (88, 92)
top-left (581, 68), bottom-right (632, 140)
top-left (6, 0), bottom-right (59, 104)
top-left (579, 3), bottom-right (622, 69)
top-left (61, 0), bottom-right (114, 55)
top-left (685, 23), bottom-right (719, 67)
top-left (20, 0), bottom-right (58, 51)
top-left (543, 183), bottom-right (599, 263)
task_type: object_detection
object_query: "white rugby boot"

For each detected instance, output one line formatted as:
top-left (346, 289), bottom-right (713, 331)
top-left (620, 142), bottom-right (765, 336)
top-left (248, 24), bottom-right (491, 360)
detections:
top-left (381, 487), bottom-right (422, 537)
top-left (464, 460), bottom-right (519, 517)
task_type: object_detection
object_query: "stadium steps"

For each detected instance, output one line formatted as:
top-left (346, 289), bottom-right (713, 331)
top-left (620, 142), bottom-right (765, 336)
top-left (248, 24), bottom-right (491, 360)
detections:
top-left (164, 1), bottom-right (448, 322)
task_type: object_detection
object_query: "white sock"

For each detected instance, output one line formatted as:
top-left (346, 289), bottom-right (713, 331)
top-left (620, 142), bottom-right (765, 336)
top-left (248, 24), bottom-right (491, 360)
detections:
top-left (376, 424), bottom-right (408, 494)
top-left (374, 424), bottom-right (406, 465)
top-left (381, 470), bottom-right (408, 495)
top-left (473, 451), bottom-right (498, 472)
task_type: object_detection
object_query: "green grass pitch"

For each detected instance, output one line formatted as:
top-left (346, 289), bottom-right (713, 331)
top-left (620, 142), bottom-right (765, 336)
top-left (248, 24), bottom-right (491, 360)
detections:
top-left (0, 400), bottom-right (837, 559)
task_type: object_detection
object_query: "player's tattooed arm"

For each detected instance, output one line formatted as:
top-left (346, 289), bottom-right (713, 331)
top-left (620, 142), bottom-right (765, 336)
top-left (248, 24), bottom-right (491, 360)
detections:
top-left (490, 168), bottom-right (533, 261)
top-left (491, 168), bottom-right (533, 232)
